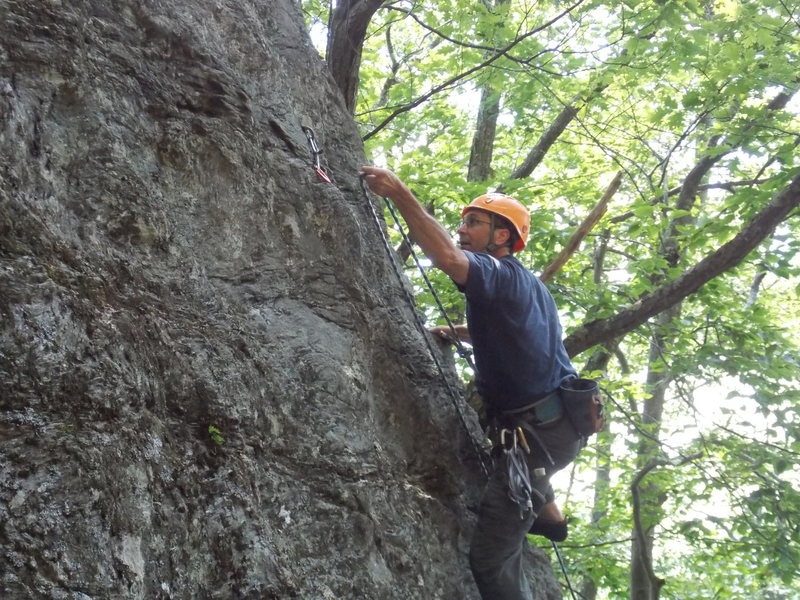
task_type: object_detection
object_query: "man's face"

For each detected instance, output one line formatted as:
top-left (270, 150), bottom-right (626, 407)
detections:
top-left (457, 209), bottom-right (493, 252)
top-left (457, 209), bottom-right (499, 252)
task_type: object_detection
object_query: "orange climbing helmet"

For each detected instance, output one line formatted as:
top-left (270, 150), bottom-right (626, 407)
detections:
top-left (462, 193), bottom-right (530, 252)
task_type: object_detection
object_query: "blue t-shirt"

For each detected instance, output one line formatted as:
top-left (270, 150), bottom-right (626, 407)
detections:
top-left (459, 251), bottom-right (575, 411)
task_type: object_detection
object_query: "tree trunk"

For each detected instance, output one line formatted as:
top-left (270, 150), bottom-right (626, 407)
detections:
top-left (629, 116), bottom-right (714, 599)
top-left (468, 86), bottom-right (501, 181)
top-left (466, 0), bottom-right (512, 183)
top-left (579, 350), bottom-right (614, 600)
top-left (326, 0), bottom-right (384, 113)
top-left (580, 425), bottom-right (611, 600)
top-left (629, 307), bottom-right (678, 600)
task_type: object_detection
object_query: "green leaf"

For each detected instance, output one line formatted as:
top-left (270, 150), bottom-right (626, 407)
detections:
top-left (681, 91), bottom-right (702, 109)
top-left (354, 1), bottom-right (800, 595)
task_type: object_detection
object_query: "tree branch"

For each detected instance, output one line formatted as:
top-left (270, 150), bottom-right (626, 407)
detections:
top-left (564, 172), bottom-right (800, 357)
top-left (540, 171), bottom-right (622, 283)
top-left (608, 178), bottom-right (777, 224)
top-left (506, 102), bottom-right (581, 181)
top-left (361, 0), bottom-right (587, 141)
top-left (386, 3), bottom-right (575, 69)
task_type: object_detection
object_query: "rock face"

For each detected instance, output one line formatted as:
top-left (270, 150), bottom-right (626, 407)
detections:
top-left (0, 1), bottom-right (562, 598)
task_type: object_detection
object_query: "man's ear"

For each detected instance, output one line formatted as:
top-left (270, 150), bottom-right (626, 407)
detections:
top-left (494, 228), bottom-right (511, 246)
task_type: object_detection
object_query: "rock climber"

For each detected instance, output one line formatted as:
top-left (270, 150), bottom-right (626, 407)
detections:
top-left (361, 165), bottom-right (584, 600)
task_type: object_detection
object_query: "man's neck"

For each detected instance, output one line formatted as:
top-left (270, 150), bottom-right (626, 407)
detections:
top-left (489, 247), bottom-right (512, 259)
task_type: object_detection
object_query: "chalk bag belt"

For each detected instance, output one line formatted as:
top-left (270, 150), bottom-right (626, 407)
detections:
top-left (499, 392), bottom-right (563, 467)
top-left (502, 391), bottom-right (563, 425)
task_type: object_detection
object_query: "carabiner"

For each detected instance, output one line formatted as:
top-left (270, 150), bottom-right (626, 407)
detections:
top-left (499, 428), bottom-right (517, 453)
top-left (516, 427), bottom-right (531, 454)
top-left (301, 126), bottom-right (331, 183)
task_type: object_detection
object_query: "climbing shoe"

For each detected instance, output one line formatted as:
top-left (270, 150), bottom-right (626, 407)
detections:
top-left (528, 517), bottom-right (568, 542)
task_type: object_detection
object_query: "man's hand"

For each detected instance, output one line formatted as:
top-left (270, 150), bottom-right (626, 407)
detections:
top-left (429, 324), bottom-right (471, 343)
top-left (360, 166), bottom-right (408, 200)
top-left (361, 164), bottom-right (470, 285)
top-left (429, 326), bottom-right (455, 343)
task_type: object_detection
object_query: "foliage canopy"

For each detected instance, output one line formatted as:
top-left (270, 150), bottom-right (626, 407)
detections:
top-left (302, 0), bottom-right (799, 597)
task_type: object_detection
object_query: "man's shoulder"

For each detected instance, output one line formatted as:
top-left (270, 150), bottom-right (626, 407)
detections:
top-left (501, 255), bottom-right (539, 282)
top-left (463, 252), bottom-right (540, 298)
top-left (469, 252), bottom-right (525, 271)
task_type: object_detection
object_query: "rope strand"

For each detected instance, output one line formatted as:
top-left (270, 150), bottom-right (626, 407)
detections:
top-left (379, 196), bottom-right (477, 371)
top-left (359, 176), bottom-right (490, 477)
top-left (552, 541), bottom-right (579, 600)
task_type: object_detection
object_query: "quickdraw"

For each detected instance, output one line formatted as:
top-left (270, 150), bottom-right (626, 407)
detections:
top-left (500, 428), bottom-right (535, 518)
top-left (302, 126), bottom-right (332, 183)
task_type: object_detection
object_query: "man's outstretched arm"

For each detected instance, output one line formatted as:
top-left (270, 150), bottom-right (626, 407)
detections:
top-left (361, 166), bottom-right (469, 285)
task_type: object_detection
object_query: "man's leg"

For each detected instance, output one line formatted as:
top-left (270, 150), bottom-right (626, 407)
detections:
top-left (470, 467), bottom-right (536, 600)
top-left (529, 501), bottom-right (568, 542)
top-left (524, 415), bottom-right (584, 542)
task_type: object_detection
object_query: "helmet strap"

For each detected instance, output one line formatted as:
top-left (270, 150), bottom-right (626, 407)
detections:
top-left (485, 214), bottom-right (498, 252)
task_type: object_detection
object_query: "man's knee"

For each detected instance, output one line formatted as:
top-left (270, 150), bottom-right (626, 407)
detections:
top-left (469, 542), bottom-right (532, 600)
top-left (469, 529), bottom-right (496, 577)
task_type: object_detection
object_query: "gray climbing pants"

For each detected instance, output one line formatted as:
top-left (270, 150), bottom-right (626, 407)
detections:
top-left (469, 414), bottom-right (583, 600)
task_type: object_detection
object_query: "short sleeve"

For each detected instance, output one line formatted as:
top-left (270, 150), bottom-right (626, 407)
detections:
top-left (463, 251), bottom-right (510, 303)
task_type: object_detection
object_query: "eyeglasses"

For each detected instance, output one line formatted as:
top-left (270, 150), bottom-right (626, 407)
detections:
top-left (459, 216), bottom-right (507, 229)
top-left (460, 216), bottom-right (493, 228)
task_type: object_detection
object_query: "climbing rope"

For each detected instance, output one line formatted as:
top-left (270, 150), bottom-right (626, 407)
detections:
top-left (552, 540), bottom-right (579, 600)
top-left (358, 176), bottom-right (491, 477)
top-left (299, 129), bottom-right (489, 482)
top-left (299, 126), bottom-right (573, 592)
top-left (377, 195), bottom-right (477, 372)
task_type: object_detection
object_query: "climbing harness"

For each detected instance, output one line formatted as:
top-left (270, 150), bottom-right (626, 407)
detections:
top-left (494, 391), bottom-right (563, 468)
top-left (302, 126), bottom-right (332, 183)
